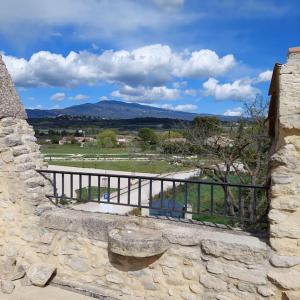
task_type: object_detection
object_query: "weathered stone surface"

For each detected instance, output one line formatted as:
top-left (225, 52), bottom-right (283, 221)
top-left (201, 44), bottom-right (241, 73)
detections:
top-left (283, 291), bottom-right (300, 300)
top-left (182, 267), bottom-right (196, 280)
top-left (267, 269), bottom-right (300, 290)
top-left (201, 235), bottom-right (268, 264)
top-left (20, 275), bottom-right (32, 286)
top-left (257, 286), bottom-right (275, 297)
top-left (26, 263), bottom-right (56, 287)
top-left (189, 283), bottom-right (203, 294)
top-left (270, 253), bottom-right (300, 267)
top-left (181, 291), bottom-right (198, 300)
top-left (106, 273), bottom-right (124, 284)
top-left (206, 261), bottom-right (224, 274)
top-left (66, 256), bottom-right (89, 273)
top-left (199, 274), bottom-right (227, 291)
top-left (10, 265), bottom-right (25, 281)
top-left (0, 56), bottom-right (27, 119)
top-left (0, 280), bottom-right (15, 294)
top-left (226, 265), bottom-right (266, 285)
top-left (108, 225), bottom-right (169, 257)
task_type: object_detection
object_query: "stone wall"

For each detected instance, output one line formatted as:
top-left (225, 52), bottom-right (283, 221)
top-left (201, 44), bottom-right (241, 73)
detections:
top-left (268, 47), bottom-right (300, 299)
top-left (40, 209), bottom-right (279, 300)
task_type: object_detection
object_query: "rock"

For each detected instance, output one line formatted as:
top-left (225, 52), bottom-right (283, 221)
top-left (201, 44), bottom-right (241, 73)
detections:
top-left (20, 275), bottom-right (32, 286)
top-left (267, 269), bottom-right (300, 290)
top-left (106, 273), bottom-right (124, 284)
top-left (189, 283), bottom-right (203, 294)
top-left (237, 281), bottom-right (256, 293)
top-left (66, 256), bottom-right (89, 273)
top-left (160, 256), bottom-right (177, 268)
top-left (270, 253), bottom-right (300, 267)
top-left (152, 271), bottom-right (161, 283)
top-left (206, 261), bottom-right (224, 274)
top-left (10, 265), bottom-right (25, 281)
top-left (182, 267), bottom-right (195, 280)
top-left (181, 291), bottom-right (198, 300)
top-left (199, 274), bottom-right (227, 291)
top-left (142, 280), bottom-right (158, 291)
top-left (26, 263), bottom-right (56, 287)
top-left (166, 277), bottom-right (185, 286)
top-left (183, 258), bottom-right (193, 266)
top-left (108, 226), bottom-right (169, 258)
top-left (257, 286), bottom-right (275, 297)
top-left (272, 174), bottom-right (294, 184)
top-left (201, 236), bottom-right (267, 264)
top-left (0, 280), bottom-right (15, 294)
top-left (226, 265), bottom-right (266, 285)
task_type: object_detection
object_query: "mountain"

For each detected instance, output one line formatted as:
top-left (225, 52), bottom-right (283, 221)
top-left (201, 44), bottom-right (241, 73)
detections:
top-left (26, 100), bottom-right (235, 121)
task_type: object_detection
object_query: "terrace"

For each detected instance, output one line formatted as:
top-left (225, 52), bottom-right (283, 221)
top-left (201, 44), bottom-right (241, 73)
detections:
top-left (0, 47), bottom-right (299, 299)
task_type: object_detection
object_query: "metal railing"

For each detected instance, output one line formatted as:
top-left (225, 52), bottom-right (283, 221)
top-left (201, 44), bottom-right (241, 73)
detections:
top-left (38, 169), bottom-right (269, 226)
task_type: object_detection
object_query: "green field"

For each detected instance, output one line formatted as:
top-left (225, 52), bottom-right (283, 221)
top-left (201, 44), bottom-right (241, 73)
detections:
top-left (76, 186), bottom-right (118, 202)
top-left (41, 144), bottom-right (132, 156)
top-left (49, 159), bottom-right (190, 173)
top-left (154, 176), bottom-right (268, 227)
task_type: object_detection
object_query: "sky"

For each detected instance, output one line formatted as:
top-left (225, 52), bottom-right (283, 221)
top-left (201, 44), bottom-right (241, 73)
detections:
top-left (0, 0), bottom-right (299, 117)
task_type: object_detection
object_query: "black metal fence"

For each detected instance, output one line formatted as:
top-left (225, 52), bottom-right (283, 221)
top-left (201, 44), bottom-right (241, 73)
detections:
top-left (38, 169), bottom-right (269, 226)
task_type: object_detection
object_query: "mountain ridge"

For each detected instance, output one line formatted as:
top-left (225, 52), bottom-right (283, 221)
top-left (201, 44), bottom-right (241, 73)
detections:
top-left (26, 100), bottom-right (236, 121)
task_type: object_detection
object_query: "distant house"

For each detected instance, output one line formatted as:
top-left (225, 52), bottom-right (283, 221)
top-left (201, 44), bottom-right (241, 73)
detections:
top-left (116, 135), bottom-right (131, 145)
top-left (59, 136), bottom-right (95, 146)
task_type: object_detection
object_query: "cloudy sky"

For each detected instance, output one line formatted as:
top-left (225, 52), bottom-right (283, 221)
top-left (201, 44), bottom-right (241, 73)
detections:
top-left (1, 0), bottom-right (299, 116)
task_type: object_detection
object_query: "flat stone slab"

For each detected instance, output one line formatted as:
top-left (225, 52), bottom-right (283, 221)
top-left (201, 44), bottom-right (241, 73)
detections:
top-left (108, 225), bottom-right (169, 257)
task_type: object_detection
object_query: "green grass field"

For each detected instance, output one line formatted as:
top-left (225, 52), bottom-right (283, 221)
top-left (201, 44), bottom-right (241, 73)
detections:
top-left (41, 144), bottom-right (132, 156)
top-left (154, 176), bottom-right (268, 226)
top-left (49, 159), bottom-right (190, 173)
top-left (76, 186), bottom-right (118, 203)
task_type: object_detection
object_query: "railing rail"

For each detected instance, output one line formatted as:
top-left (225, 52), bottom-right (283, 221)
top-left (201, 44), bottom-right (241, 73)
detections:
top-left (38, 169), bottom-right (269, 227)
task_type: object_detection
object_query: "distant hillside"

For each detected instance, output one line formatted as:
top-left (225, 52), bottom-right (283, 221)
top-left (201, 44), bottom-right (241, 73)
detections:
top-left (26, 100), bottom-right (196, 120)
top-left (26, 100), bottom-right (238, 121)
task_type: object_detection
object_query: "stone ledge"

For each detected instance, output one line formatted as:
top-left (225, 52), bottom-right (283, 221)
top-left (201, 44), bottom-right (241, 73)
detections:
top-left (41, 208), bottom-right (268, 252)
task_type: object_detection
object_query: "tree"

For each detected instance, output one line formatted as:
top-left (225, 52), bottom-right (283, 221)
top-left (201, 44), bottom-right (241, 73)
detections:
top-left (186, 96), bottom-right (270, 222)
top-left (192, 116), bottom-right (221, 137)
top-left (97, 130), bottom-right (117, 148)
top-left (138, 128), bottom-right (158, 145)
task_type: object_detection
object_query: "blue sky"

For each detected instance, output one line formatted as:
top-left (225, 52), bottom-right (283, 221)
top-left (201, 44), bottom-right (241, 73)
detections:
top-left (0, 0), bottom-right (299, 117)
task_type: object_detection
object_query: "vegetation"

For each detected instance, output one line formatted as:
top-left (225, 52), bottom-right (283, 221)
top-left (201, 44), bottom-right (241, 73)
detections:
top-left (138, 128), bottom-right (158, 145)
top-left (97, 129), bottom-right (117, 148)
top-left (49, 159), bottom-right (190, 173)
top-left (75, 186), bottom-right (117, 203)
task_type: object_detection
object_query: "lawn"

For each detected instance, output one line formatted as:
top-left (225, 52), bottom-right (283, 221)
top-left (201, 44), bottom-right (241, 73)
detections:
top-left (49, 159), bottom-right (190, 173)
top-left (153, 175), bottom-right (268, 227)
top-left (41, 144), bottom-right (132, 156)
top-left (75, 186), bottom-right (118, 203)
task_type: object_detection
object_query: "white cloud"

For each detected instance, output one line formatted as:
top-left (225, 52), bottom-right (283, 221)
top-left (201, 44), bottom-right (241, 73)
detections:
top-left (257, 70), bottom-right (272, 83)
top-left (160, 103), bottom-right (197, 112)
top-left (112, 85), bottom-right (180, 103)
top-left (223, 107), bottom-right (243, 117)
top-left (0, 0), bottom-right (187, 46)
top-left (203, 78), bottom-right (259, 101)
top-left (174, 49), bottom-right (235, 78)
top-left (2, 45), bottom-right (235, 88)
top-left (69, 94), bottom-right (90, 101)
top-left (50, 92), bottom-right (66, 101)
